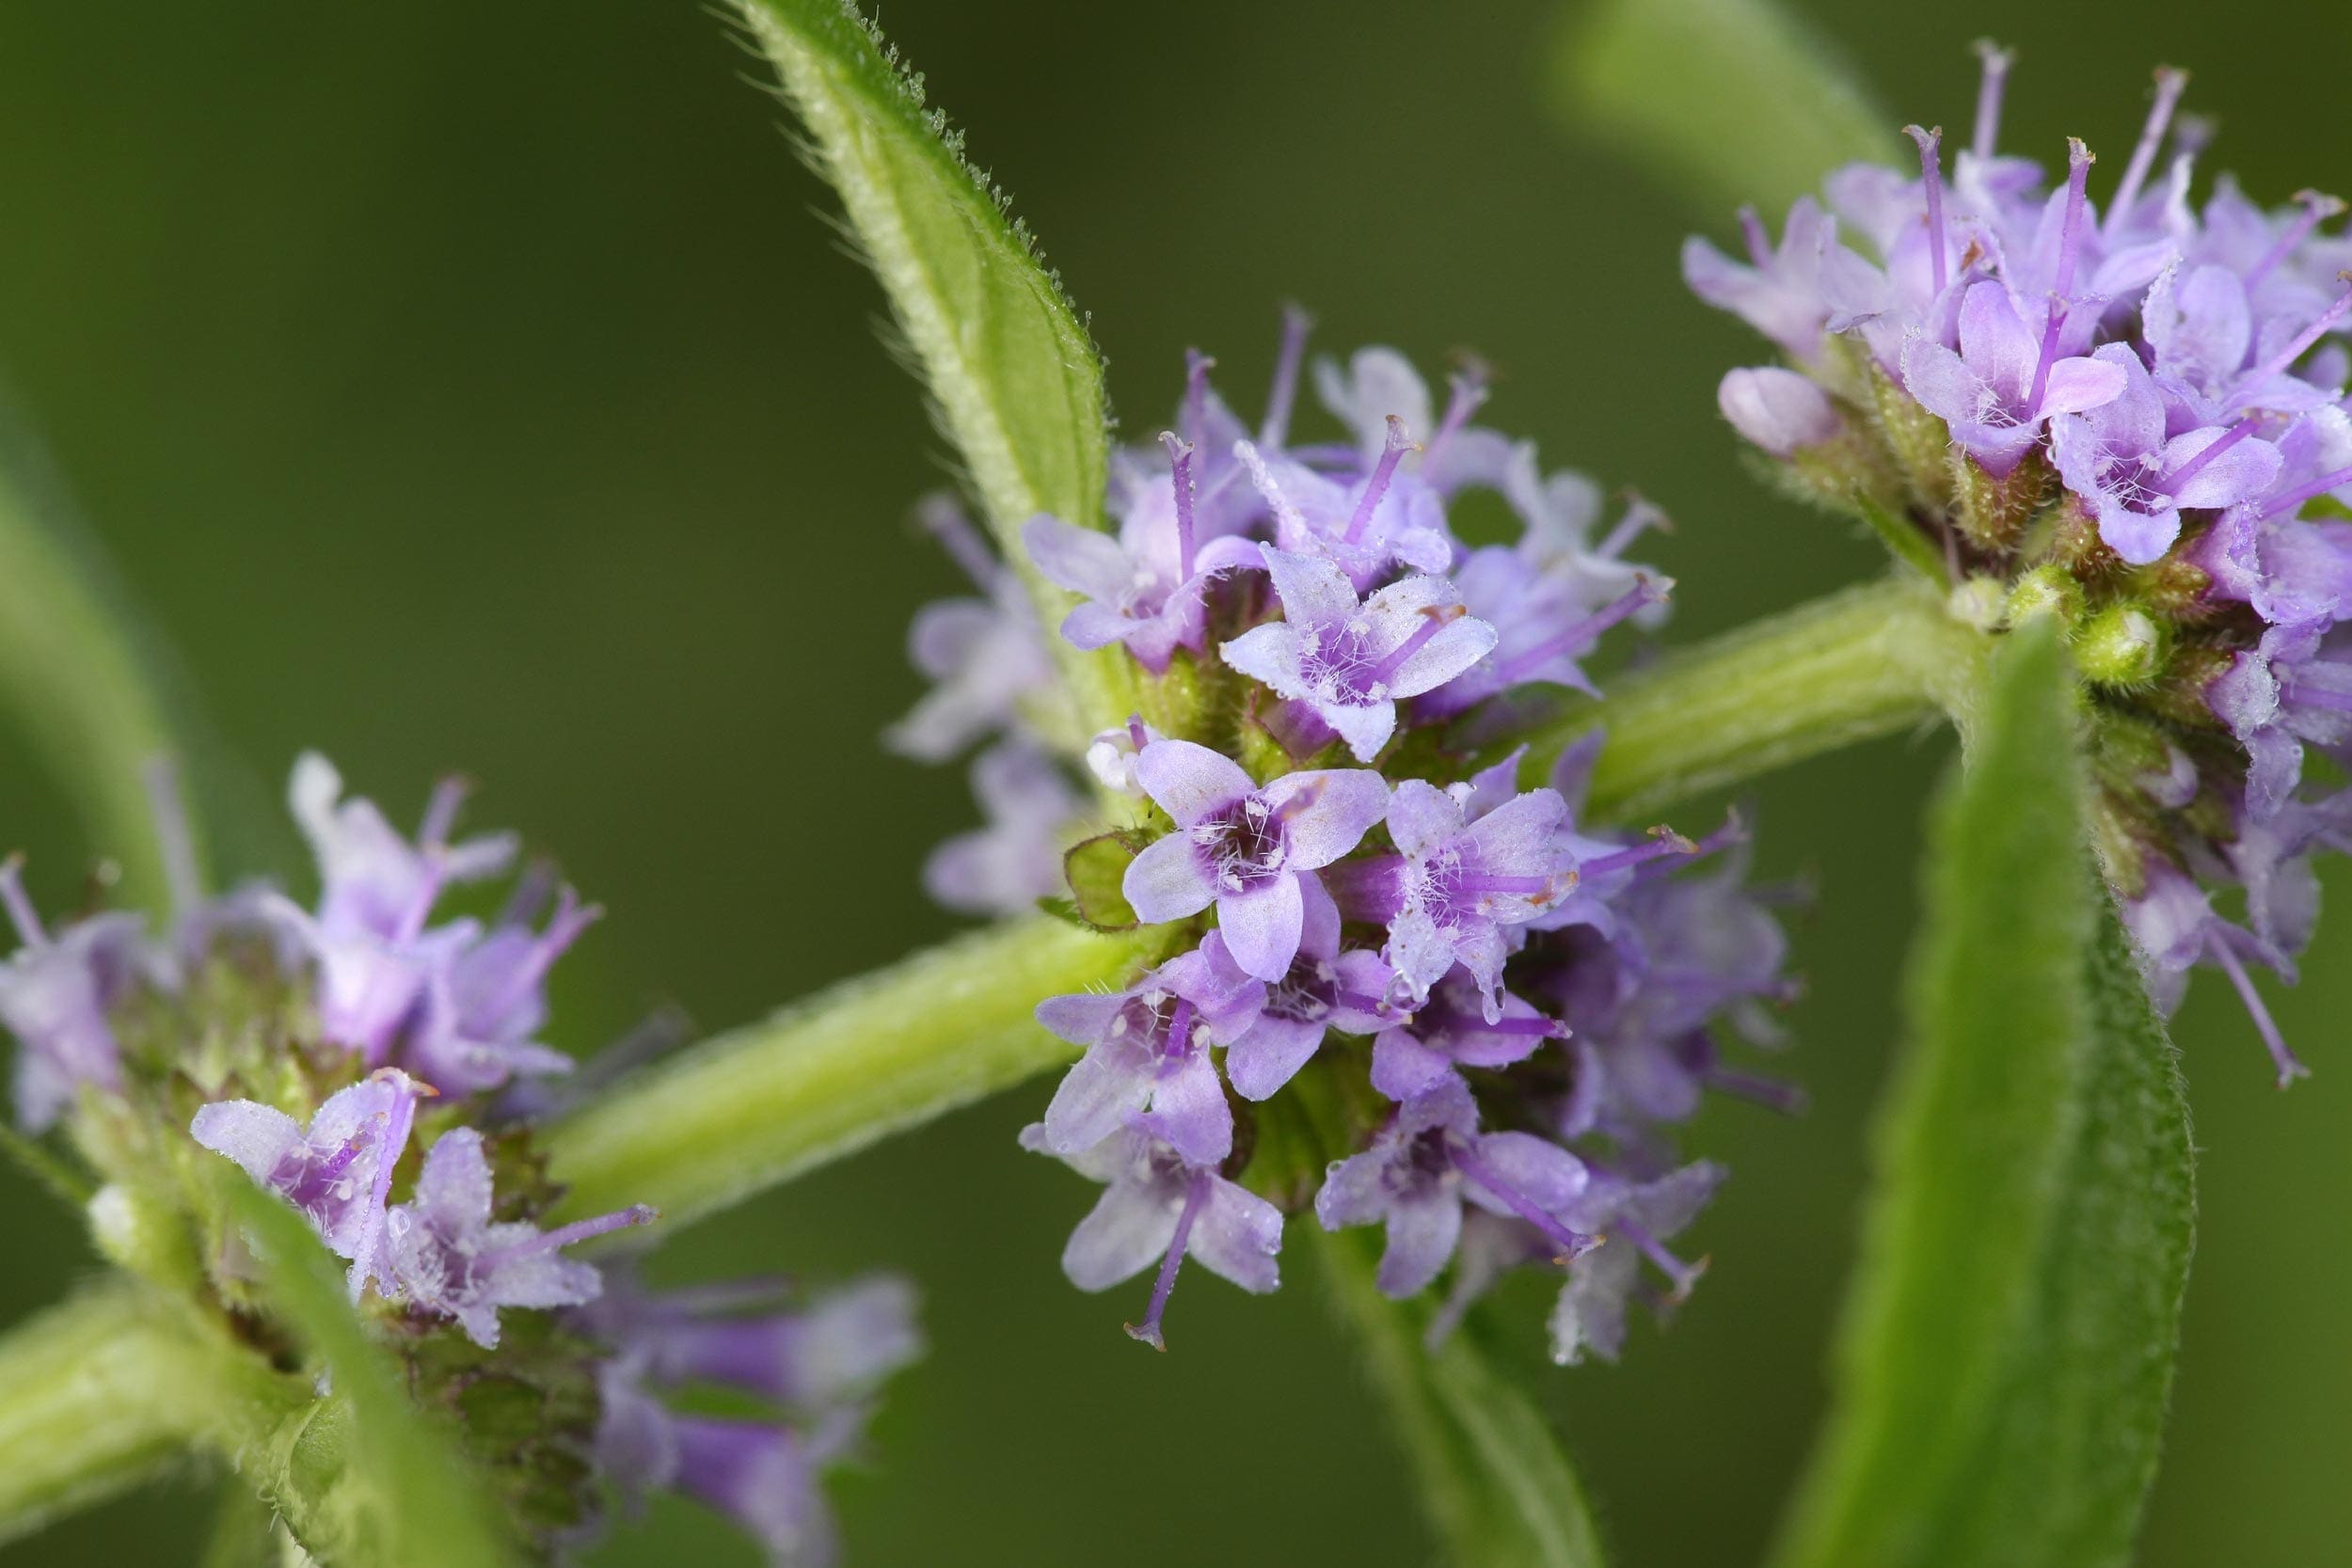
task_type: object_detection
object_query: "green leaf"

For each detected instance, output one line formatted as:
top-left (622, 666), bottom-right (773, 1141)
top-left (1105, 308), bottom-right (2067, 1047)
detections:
top-left (545, 915), bottom-right (1149, 1227)
top-left (1550, 0), bottom-right (1891, 216)
top-left (220, 1178), bottom-right (517, 1568)
top-left (1769, 619), bottom-right (2196, 1568)
top-left (1315, 1228), bottom-right (1606, 1568)
top-left (0, 389), bottom-right (289, 912)
top-left (729, 0), bottom-right (1136, 737)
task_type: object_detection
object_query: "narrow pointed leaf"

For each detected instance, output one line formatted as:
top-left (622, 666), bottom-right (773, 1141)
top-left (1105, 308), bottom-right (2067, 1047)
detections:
top-left (1551, 0), bottom-right (1891, 215)
top-left (729, 0), bottom-right (1136, 735)
top-left (1770, 620), bottom-right (2195, 1568)
top-left (221, 1178), bottom-right (516, 1568)
top-left (0, 390), bottom-right (289, 911)
top-left (1316, 1228), bottom-right (1606, 1568)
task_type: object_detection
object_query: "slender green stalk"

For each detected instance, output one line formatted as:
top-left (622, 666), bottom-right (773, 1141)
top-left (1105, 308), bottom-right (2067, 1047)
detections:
top-left (1546, 576), bottom-right (1988, 819)
top-left (546, 916), bottom-right (1151, 1227)
top-left (550, 578), bottom-right (1991, 1232)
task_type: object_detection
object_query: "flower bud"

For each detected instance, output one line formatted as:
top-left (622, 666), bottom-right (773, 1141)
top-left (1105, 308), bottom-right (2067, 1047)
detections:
top-left (2076, 603), bottom-right (2169, 688)
top-left (1716, 367), bottom-right (1842, 456)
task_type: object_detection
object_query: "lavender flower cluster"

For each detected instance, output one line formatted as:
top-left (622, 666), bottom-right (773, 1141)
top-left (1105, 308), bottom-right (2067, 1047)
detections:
top-left (1697, 49), bottom-right (2352, 1085)
top-left (0, 759), bottom-right (917, 1564)
top-left (898, 319), bottom-right (1799, 1356)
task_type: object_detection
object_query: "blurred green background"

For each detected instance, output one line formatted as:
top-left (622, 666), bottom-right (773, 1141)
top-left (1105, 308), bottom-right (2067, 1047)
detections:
top-left (0, 1), bottom-right (2344, 1562)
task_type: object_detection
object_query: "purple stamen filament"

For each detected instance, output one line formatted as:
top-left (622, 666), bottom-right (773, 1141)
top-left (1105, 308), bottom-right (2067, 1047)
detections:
top-left (1363, 604), bottom-right (1464, 687)
top-left (0, 857), bottom-right (49, 948)
top-left (143, 758), bottom-right (205, 918)
top-left (1262, 306), bottom-right (1311, 448)
top-left (1343, 418), bottom-right (1414, 545)
top-left (1161, 432), bottom-right (1199, 578)
top-left (1904, 126), bottom-right (1948, 298)
top-left (2256, 464), bottom-right (2352, 523)
top-left (919, 496), bottom-right (1001, 591)
top-left (2241, 283), bottom-right (2352, 390)
top-left (1127, 1171), bottom-right (1208, 1350)
top-left (1616, 1218), bottom-right (1708, 1299)
top-left (1579, 834), bottom-right (1694, 881)
top-left (1493, 579), bottom-right (1664, 686)
top-left (2104, 68), bottom-right (2189, 240)
top-left (1597, 498), bottom-right (1668, 559)
top-left (2027, 140), bottom-right (2095, 415)
top-left (2155, 418), bottom-right (2261, 497)
top-left (1970, 41), bottom-right (2013, 163)
top-left (1737, 207), bottom-right (1772, 269)
top-left (2205, 935), bottom-right (2308, 1087)
top-left (1448, 1143), bottom-right (1591, 1262)
top-left (1183, 349), bottom-right (1214, 449)
top-left (480, 1203), bottom-right (659, 1267)
top-left (1425, 367), bottom-right (1488, 468)
top-left (2244, 192), bottom-right (2344, 291)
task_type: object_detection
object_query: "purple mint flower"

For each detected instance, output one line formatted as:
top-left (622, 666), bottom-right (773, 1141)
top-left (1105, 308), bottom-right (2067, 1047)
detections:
top-left (1497, 445), bottom-right (1668, 615)
top-left (1899, 278), bottom-right (2127, 476)
top-left (923, 743), bottom-right (1086, 916)
top-left (2124, 858), bottom-right (2307, 1085)
top-left (406, 870), bottom-right (598, 1096)
top-left (2147, 264), bottom-right (2352, 424)
top-left (1327, 778), bottom-right (1574, 1018)
top-left (596, 1274), bottom-right (923, 1412)
top-left (1083, 715), bottom-right (1165, 799)
top-left (1222, 874), bottom-right (1394, 1101)
top-left (1232, 422), bottom-right (1456, 590)
top-left (1816, 128), bottom-right (1992, 372)
top-left (0, 857), bottom-right (140, 1132)
top-left (281, 753), bottom-right (516, 1063)
top-left (1682, 198), bottom-right (1850, 362)
top-left (1025, 435), bottom-right (1258, 673)
top-left (384, 1125), bottom-right (654, 1347)
top-left (2190, 405), bottom-right (2352, 626)
top-left (1551, 1162), bottom-right (1724, 1366)
top-left (1219, 547), bottom-right (1497, 762)
top-left (1312, 346), bottom-right (1513, 496)
top-left (1120, 738), bottom-right (1389, 980)
top-left (1716, 366), bottom-right (1845, 457)
top-left (191, 1068), bottom-right (427, 1296)
top-left (1419, 559), bottom-right (1669, 721)
top-left (2208, 620), bottom-right (2352, 821)
top-left (1033, 939), bottom-right (1264, 1166)
top-left (1021, 1122), bottom-right (1283, 1350)
top-left (885, 496), bottom-right (1056, 761)
top-left (289, 752), bottom-right (516, 948)
top-left (1313, 1076), bottom-right (1590, 1298)
top-left (1368, 968), bottom-right (1567, 1101)
top-left (596, 1385), bottom-right (853, 1568)
top-left (2049, 343), bottom-right (2282, 563)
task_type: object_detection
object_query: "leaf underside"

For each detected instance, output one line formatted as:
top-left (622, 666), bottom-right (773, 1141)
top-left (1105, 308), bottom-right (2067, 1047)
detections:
top-left (1770, 620), bottom-right (2196, 1568)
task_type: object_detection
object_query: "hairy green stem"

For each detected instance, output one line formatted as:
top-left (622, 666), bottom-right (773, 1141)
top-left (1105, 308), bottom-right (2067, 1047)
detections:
top-left (0, 1284), bottom-right (306, 1548)
top-left (551, 578), bottom-right (1990, 1232)
top-left (0, 578), bottom-right (1994, 1547)
top-left (545, 915), bottom-right (1151, 1227)
top-left (1544, 576), bottom-right (1988, 819)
